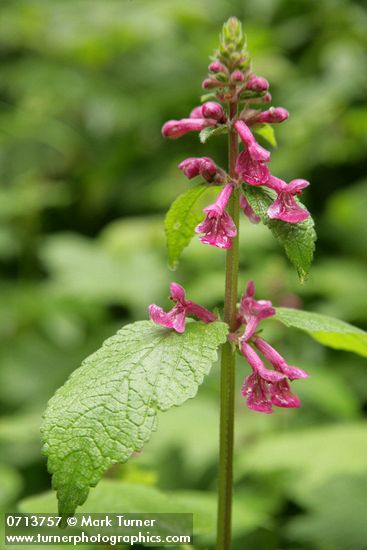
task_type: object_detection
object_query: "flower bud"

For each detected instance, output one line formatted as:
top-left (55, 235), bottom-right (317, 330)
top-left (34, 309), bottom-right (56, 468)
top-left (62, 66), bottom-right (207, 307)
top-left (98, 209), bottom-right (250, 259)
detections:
top-left (202, 102), bottom-right (227, 123)
top-left (162, 118), bottom-right (213, 139)
top-left (178, 157), bottom-right (223, 183)
top-left (202, 78), bottom-right (219, 89)
top-left (257, 107), bottom-right (289, 124)
top-left (246, 74), bottom-right (269, 92)
top-left (231, 70), bottom-right (245, 82)
top-left (209, 61), bottom-right (226, 73)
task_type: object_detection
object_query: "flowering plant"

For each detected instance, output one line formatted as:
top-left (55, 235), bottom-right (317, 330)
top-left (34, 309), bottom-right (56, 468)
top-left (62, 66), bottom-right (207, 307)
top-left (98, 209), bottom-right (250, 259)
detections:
top-left (41, 17), bottom-right (367, 549)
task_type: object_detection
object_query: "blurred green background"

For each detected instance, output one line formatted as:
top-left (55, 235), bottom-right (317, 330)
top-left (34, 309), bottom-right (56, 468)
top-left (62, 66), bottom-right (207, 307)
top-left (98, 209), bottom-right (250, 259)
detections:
top-left (1, 0), bottom-right (367, 548)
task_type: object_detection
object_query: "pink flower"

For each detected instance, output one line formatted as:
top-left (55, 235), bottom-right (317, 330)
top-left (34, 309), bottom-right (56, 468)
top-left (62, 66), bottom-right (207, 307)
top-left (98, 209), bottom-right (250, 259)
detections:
top-left (240, 343), bottom-right (301, 412)
top-left (269, 379), bottom-right (301, 408)
top-left (241, 373), bottom-right (273, 413)
top-left (234, 120), bottom-right (271, 185)
top-left (254, 337), bottom-right (309, 380)
top-left (266, 176), bottom-right (310, 224)
top-left (162, 117), bottom-right (217, 139)
top-left (237, 281), bottom-right (275, 341)
top-left (236, 150), bottom-right (270, 185)
top-left (234, 120), bottom-right (270, 162)
top-left (195, 183), bottom-right (237, 249)
top-left (240, 341), bottom-right (285, 383)
top-left (178, 157), bottom-right (223, 183)
top-left (149, 282), bottom-right (216, 333)
top-left (239, 194), bottom-right (261, 224)
top-left (246, 74), bottom-right (269, 92)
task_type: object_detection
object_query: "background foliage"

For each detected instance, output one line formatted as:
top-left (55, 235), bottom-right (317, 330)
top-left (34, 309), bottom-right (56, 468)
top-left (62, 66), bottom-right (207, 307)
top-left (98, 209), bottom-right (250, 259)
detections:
top-left (0, 0), bottom-right (366, 548)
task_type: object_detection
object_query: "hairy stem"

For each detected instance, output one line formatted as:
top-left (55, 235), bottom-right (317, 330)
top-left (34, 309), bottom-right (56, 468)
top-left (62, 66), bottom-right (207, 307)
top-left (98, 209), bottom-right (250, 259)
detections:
top-left (216, 100), bottom-right (239, 550)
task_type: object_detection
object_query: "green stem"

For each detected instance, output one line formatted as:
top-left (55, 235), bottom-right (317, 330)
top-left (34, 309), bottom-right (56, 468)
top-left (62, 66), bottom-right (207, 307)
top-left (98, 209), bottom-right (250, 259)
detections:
top-left (216, 100), bottom-right (239, 550)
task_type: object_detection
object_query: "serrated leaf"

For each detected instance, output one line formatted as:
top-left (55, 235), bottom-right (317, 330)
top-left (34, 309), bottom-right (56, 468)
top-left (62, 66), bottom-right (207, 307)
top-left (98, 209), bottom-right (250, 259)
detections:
top-left (164, 184), bottom-right (212, 270)
top-left (253, 123), bottom-right (277, 147)
top-left (199, 124), bottom-right (228, 144)
top-left (275, 307), bottom-right (367, 357)
top-left (42, 320), bottom-right (228, 516)
top-left (243, 186), bottom-right (316, 282)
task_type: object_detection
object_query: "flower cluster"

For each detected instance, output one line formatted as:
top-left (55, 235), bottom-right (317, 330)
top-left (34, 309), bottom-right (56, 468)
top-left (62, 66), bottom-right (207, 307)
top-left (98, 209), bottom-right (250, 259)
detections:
top-left (235, 281), bottom-right (308, 413)
top-left (149, 280), bottom-right (308, 414)
top-left (161, 19), bottom-right (311, 250)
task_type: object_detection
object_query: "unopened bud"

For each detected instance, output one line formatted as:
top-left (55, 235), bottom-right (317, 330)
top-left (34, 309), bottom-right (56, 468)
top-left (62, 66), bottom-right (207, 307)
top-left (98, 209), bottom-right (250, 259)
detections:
top-left (246, 74), bottom-right (269, 92)
top-left (162, 118), bottom-right (213, 139)
top-left (209, 61), bottom-right (226, 73)
top-left (202, 78), bottom-right (222, 90)
top-left (257, 107), bottom-right (289, 123)
top-left (231, 70), bottom-right (245, 82)
top-left (178, 157), bottom-right (221, 183)
top-left (202, 102), bottom-right (227, 123)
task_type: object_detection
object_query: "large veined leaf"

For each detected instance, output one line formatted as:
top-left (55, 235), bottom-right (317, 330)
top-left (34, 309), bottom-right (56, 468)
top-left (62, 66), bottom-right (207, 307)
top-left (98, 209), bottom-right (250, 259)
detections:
top-left (243, 186), bottom-right (316, 282)
top-left (42, 320), bottom-right (228, 516)
top-left (275, 307), bottom-right (367, 357)
top-left (164, 184), bottom-right (215, 270)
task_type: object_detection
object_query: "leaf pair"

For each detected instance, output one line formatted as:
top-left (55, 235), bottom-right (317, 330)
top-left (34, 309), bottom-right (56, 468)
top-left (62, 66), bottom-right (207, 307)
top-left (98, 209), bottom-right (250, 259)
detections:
top-left (165, 181), bottom-right (316, 282)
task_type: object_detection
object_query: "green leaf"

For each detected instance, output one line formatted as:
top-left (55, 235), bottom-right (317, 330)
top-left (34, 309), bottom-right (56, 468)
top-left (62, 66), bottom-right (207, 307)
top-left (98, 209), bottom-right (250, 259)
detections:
top-left (164, 184), bottom-right (213, 270)
top-left (275, 307), bottom-right (367, 357)
top-left (253, 123), bottom-right (277, 147)
top-left (199, 124), bottom-right (228, 143)
top-left (42, 320), bottom-right (228, 516)
top-left (243, 186), bottom-right (316, 282)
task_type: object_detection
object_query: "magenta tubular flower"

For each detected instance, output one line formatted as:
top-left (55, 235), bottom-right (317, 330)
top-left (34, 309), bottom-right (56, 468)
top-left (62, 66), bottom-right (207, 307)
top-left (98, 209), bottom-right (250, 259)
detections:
top-left (241, 373), bottom-right (273, 413)
top-left (195, 183), bottom-right (237, 249)
top-left (236, 150), bottom-right (270, 185)
top-left (237, 280), bottom-right (275, 341)
top-left (246, 74), bottom-right (269, 92)
top-left (266, 176), bottom-right (310, 224)
top-left (162, 117), bottom-right (217, 139)
top-left (202, 102), bottom-right (227, 123)
top-left (240, 343), bottom-right (301, 412)
top-left (149, 282), bottom-right (216, 333)
top-left (178, 157), bottom-right (222, 183)
top-left (254, 337), bottom-right (309, 380)
top-left (234, 120), bottom-right (270, 162)
top-left (239, 194), bottom-right (261, 224)
top-left (240, 341), bottom-right (285, 383)
top-left (269, 379), bottom-right (301, 408)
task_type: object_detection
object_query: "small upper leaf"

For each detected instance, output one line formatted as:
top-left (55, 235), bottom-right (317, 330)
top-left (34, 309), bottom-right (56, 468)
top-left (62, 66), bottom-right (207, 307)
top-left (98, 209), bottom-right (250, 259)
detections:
top-left (275, 307), bottom-right (367, 357)
top-left (243, 185), bottom-right (316, 282)
top-left (199, 124), bottom-right (228, 144)
top-left (42, 320), bottom-right (228, 516)
top-left (165, 184), bottom-right (213, 270)
top-left (253, 123), bottom-right (277, 148)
